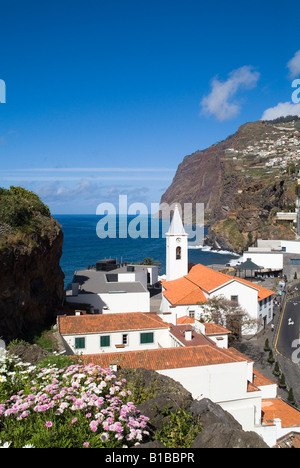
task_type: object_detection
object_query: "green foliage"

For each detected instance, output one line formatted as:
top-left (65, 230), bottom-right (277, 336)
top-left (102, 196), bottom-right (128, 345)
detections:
top-left (0, 186), bottom-right (50, 231)
top-left (117, 369), bottom-right (159, 405)
top-left (288, 388), bottom-right (295, 405)
top-left (268, 350), bottom-right (275, 363)
top-left (264, 339), bottom-right (270, 352)
top-left (155, 407), bottom-right (202, 448)
top-left (37, 355), bottom-right (74, 369)
top-left (273, 362), bottom-right (281, 377)
top-left (279, 373), bottom-right (286, 389)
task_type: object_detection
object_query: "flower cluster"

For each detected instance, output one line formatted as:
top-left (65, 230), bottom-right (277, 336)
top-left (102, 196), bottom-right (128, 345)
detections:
top-left (0, 352), bottom-right (150, 448)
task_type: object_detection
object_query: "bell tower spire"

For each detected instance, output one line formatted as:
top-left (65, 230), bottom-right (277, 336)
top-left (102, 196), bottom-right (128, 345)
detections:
top-left (166, 205), bottom-right (188, 281)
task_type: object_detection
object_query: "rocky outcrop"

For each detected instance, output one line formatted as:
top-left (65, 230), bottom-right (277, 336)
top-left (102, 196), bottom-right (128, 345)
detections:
top-left (0, 221), bottom-right (64, 341)
top-left (0, 188), bottom-right (64, 341)
top-left (117, 368), bottom-right (269, 448)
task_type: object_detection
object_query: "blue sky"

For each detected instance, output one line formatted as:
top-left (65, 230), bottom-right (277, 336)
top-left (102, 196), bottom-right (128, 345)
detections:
top-left (1, 0), bottom-right (300, 214)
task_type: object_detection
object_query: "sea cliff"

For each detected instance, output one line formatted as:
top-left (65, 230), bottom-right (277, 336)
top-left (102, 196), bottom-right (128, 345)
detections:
top-left (0, 187), bottom-right (64, 341)
top-left (160, 118), bottom-right (299, 253)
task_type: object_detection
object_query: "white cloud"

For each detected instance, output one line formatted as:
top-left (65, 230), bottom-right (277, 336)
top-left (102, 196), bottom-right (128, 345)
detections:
top-left (261, 101), bottom-right (300, 120)
top-left (200, 66), bottom-right (260, 121)
top-left (287, 50), bottom-right (300, 78)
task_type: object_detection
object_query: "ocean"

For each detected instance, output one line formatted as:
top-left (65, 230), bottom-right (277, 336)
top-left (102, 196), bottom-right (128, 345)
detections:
top-left (55, 215), bottom-right (240, 289)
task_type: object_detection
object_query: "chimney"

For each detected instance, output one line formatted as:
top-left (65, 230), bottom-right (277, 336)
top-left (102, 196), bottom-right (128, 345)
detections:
top-left (185, 329), bottom-right (192, 341)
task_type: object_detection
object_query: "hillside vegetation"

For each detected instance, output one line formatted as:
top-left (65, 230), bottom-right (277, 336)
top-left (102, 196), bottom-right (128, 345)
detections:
top-left (0, 186), bottom-right (54, 249)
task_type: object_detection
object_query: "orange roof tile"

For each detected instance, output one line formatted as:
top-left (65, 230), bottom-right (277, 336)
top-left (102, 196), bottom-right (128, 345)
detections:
top-left (247, 381), bottom-right (261, 392)
top-left (253, 369), bottom-right (276, 387)
top-left (162, 263), bottom-right (274, 305)
top-left (176, 316), bottom-right (196, 325)
top-left (58, 312), bottom-right (169, 335)
top-left (162, 276), bottom-right (207, 305)
top-left (203, 323), bottom-right (231, 335)
top-left (82, 344), bottom-right (248, 371)
top-left (186, 264), bottom-right (233, 292)
top-left (262, 399), bottom-right (300, 428)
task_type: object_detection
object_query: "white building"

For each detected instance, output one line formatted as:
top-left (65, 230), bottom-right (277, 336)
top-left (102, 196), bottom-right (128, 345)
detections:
top-left (66, 259), bottom-right (158, 314)
top-left (58, 312), bottom-right (171, 355)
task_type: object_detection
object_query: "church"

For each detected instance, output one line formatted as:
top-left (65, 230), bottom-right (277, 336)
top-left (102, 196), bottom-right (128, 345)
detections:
top-left (160, 205), bottom-right (275, 335)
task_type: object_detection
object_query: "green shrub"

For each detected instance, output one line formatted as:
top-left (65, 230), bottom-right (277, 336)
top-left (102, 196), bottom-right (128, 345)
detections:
top-left (154, 407), bottom-right (202, 448)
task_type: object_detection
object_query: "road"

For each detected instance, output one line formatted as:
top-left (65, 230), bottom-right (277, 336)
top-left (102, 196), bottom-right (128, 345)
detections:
top-left (275, 285), bottom-right (300, 362)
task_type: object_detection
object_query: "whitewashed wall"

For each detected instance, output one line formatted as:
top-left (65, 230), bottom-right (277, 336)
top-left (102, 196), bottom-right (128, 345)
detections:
top-left (66, 290), bottom-right (150, 314)
top-left (62, 327), bottom-right (171, 355)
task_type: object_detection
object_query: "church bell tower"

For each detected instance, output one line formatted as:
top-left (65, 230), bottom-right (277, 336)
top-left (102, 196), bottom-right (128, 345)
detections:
top-left (166, 205), bottom-right (188, 281)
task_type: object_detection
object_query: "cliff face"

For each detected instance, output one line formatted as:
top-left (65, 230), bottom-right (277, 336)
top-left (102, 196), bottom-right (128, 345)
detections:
top-left (161, 118), bottom-right (299, 253)
top-left (0, 188), bottom-right (64, 341)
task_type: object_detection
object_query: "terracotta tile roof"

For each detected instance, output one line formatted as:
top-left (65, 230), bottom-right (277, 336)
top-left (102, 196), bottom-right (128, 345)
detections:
top-left (186, 264), bottom-right (233, 292)
top-left (162, 263), bottom-right (274, 305)
top-left (247, 381), bottom-right (261, 392)
top-left (162, 277), bottom-right (207, 305)
top-left (176, 316), bottom-right (195, 325)
top-left (169, 324), bottom-right (216, 347)
top-left (203, 323), bottom-right (231, 335)
top-left (253, 368), bottom-right (276, 387)
top-left (58, 312), bottom-right (169, 335)
top-left (82, 344), bottom-right (249, 371)
top-left (262, 399), bottom-right (300, 428)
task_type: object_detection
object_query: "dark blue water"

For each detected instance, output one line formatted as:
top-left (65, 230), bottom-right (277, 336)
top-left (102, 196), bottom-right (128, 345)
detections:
top-left (55, 215), bottom-right (239, 288)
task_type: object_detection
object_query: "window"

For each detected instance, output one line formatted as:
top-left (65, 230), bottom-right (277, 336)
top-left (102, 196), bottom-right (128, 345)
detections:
top-left (231, 295), bottom-right (238, 302)
top-left (176, 246), bottom-right (181, 260)
top-left (189, 310), bottom-right (195, 318)
top-left (140, 332), bottom-right (154, 344)
top-left (75, 337), bottom-right (85, 349)
top-left (122, 334), bottom-right (128, 345)
top-left (100, 335), bottom-right (110, 348)
top-left (291, 259), bottom-right (300, 265)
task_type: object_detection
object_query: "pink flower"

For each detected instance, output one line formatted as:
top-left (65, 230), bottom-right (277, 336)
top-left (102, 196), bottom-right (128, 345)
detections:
top-left (71, 418), bottom-right (77, 424)
top-left (89, 421), bottom-right (98, 433)
top-left (83, 442), bottom-right (89, 448)
top-left (45, 421), bottom-right (53, 428)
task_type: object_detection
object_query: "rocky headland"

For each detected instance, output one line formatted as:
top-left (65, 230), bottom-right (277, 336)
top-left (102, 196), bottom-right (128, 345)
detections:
top-left (0, 187), bottom-right (64, 341)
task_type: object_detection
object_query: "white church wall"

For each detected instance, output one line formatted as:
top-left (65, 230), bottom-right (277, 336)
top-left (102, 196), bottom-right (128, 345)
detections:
top-left (210, 281), bottom-right (258, 322)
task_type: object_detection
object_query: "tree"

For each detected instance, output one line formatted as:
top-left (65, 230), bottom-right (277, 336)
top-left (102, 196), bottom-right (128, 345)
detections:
top-left (288, 388), bottom-right (296, 406)
top-left (138, 257), bottom-right (160, 266)
top-left (268, 350), bottom-right (275, 363)
top-left (273, 362), bottom-right (280, 377)
top-left (198, 295), bottom-right (259, 338)
top-left (279, 373), bottom-right (286, 389)
top-left (264, 339), bottom-right (270, 352)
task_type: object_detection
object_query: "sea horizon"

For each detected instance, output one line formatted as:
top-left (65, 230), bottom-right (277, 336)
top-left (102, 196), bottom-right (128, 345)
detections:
top-left (55, 214), bottom-right (240, 289)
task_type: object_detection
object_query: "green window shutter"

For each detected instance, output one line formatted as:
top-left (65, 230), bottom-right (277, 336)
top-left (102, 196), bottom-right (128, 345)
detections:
top-left (100, 335), bottom-right (110, 347)
top-left (75, 337), bottom-right (85, 349)
top-left (140, 332), bottom-right (154, 344)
